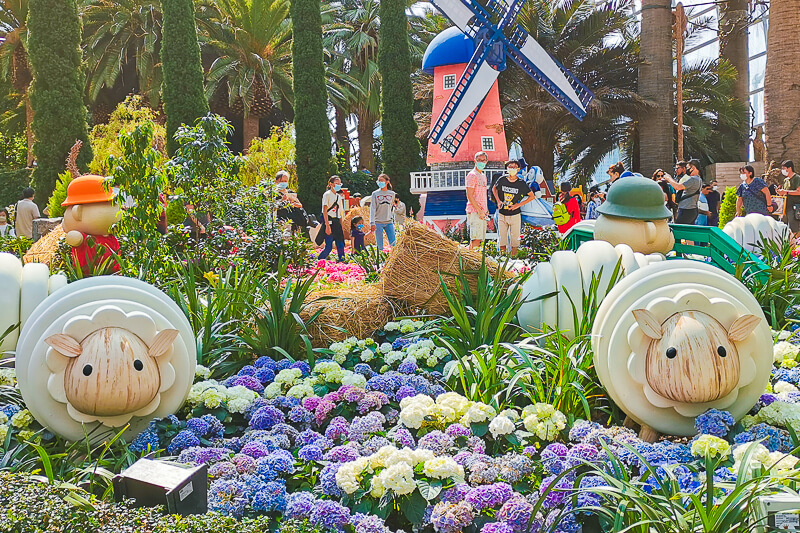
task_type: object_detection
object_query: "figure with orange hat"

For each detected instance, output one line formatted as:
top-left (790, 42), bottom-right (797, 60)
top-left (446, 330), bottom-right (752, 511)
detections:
top-left (61, 175), bottom-right (122, 276)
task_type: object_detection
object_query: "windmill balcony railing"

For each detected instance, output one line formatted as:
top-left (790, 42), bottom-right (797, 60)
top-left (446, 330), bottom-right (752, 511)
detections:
top-left (410, 168), bottom-right (506, 193)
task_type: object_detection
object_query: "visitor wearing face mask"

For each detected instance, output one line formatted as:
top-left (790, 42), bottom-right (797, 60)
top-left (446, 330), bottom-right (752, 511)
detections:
top-left (492, 159), bottom-right (534, 256)
top-left (0, 208), bottom-right (15, 238)
top-left (274, 170), bottom-right (308, 235)
top-left (735, 165), bottom-right (773, 217)
top-left (778, 160), bottom-right (800, 233)
top-left (466, 151), bottom-right (490, 249)
top-left (370, 174), bottom-right (397, 252)
top-left (663, 159), bottom-right (703, 224)
top-left (705, 180), bottom-right (721, 226)
top-left (350, 215), bottom-right (367, 253)
top-left (318, 176), bottom-right (347, 261)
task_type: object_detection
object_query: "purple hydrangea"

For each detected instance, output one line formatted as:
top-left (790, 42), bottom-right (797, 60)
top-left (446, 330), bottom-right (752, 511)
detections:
top-left (192, 447), bottom-right (233, 465)
top-left (497, 497), bottom-right (535, 533)
top-left (208, 461), bottom-right (238, 479)
top-left (284, 491), bottom-right (316, 519)
top-left (446, 424), bottom-right (472, 438)
top-left (325, 417), bottom-right (350, 441)
top-left (298, 444), bottom-right (324, 461)
top-left (241, 440), bottom-right (272, 459)
top-left (566, 443), bottom-right (599, 467)
top-left (395, 385), bottom-right (418, 402)
top-left (347, 412), bottom-right (385, 441)
top-left (694, 409), bottom-right (735, 438)
top-left (233, 375), bottom-right (264, 393)
top-left (351, 513), bottom-right (391, 533)
top-left (342, 386), bottom-right (366, 402)
top-left (465, 482), bottom-right (514, 511)
top-left (208, 479), bottom-right (248, 517)
top-left (440, 483), bottom-right (471, 504)
top-left (302, 396), bottom-right (322, 411)
top-left (232, 453), bottom-right (257, 474)
top-left (291, 361), bottom-right (311, 376)
top-left (541, 442), bottom-right (568, 459)
top-left (418, 430), bottom-right (454, 455)
top-left (320, 463), bottom-right (344, 497)
top-left (313, 500), bottom-right (351, 530)
top-left (568, 420), bottom-right (600, 442)
top-left (539, 475), bottom-right (573, 509)
top-left (393, 338), bottom-right (412, 350)
top-left (250, 406), bottom-right (286, 431)
top-left (389, 427), bottom-right (415, 447)
top-left (167, 430), bottom-right (200, 455)
top-left (398, 360), bottom-right (418, 374)
top-left (431, 501), bottom-right (475, 533)
top-left (480, 522), bottom-right (515, 533)
top-left (325, 445), bottom-right (361, 463)
top-left (357, 391), bottom-right (390, 414)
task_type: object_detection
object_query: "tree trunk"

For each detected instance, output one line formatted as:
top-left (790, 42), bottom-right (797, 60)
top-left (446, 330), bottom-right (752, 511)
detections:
top-left (638, 0), bottom-right (674, 176)
top-left (242, 115), bottom-right (260, 153)
top-left (719, 0), bottom-right (750, 161)
top-left (335, 107), bottom-right (350, 166)
top-left (765, 0), bottom-right (800, 163)
top-left (356, 111), bottom-right (375, 172)
top-left (25, 93), bottom-right (34, 167)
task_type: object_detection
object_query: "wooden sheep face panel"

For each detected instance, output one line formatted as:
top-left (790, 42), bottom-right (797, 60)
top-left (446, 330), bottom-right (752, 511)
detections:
top-left (46, 327), bottom-right (179, 418)
top-left (635, 309), bottom-right (761, 404)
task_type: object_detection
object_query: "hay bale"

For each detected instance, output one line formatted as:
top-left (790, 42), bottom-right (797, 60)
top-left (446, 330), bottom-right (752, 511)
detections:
top-left (342, 206), bottom-right (376, 246)
top-left (379, 221), bottom-right (499, 314)
top-left (302, 284), bottom-right (396, 346)
top-left (23, 225), bottom-right (65, 266)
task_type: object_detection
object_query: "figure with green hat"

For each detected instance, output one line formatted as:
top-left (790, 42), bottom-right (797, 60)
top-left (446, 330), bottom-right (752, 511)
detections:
top-left (594, 176), bottom-right (675, 255)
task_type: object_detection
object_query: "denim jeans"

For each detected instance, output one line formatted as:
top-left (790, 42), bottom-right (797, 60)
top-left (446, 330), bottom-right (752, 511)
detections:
top-left (375, 222), bottom-right (396, 251)
top-left (319, 235), bottom-right (345, 261)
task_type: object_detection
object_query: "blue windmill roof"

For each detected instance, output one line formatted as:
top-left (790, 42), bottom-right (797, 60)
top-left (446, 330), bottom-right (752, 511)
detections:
top-left (422, 27), bottom-right (476, 74)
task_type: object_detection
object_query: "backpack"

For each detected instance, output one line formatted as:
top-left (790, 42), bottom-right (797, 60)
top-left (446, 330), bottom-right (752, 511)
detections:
top-left (552, 200), bottom-right (571, 226)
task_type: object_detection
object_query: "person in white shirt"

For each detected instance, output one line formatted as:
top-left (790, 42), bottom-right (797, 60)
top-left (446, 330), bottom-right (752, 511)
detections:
top-left (318, 176), bottom-right (347, 261)
top-left (15, 187), bottom-right (39, 239)
top-left (370, 174), bottom-right (397, 251)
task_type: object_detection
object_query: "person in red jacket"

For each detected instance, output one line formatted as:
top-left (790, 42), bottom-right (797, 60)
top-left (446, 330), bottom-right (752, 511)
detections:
top-left (556, 181), bottom-right (581, 233)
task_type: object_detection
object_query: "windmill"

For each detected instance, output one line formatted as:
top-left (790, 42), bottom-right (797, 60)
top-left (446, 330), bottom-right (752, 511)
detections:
top-left (428, 0), bottom-right (594, 155)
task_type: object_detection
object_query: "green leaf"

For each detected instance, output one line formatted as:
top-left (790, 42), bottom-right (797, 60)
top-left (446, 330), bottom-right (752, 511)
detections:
top-left (403, 490), bottom-right (428, 524)
top-left (417, 478), bottom-right (443, 501)
top-left (504, 433), bottom-right (521, 446)
top-left (471, 422), bottom-right (489, 437)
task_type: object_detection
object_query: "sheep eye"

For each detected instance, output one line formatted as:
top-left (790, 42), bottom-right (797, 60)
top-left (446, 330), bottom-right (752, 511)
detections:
top-left (82, 364), bottom-right (93, 376)
top-left (133, 360), bottom-right (144, 371)
top-left (665, 347), bottom-right (677, 359)
top-left (717, 346), bottom-right (727, 357)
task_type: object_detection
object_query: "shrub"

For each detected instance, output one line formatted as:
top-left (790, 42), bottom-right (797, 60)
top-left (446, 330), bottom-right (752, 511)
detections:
top-left (0, 132), bottom-right (26, 169)
top-left (27, 0), bottom-right (92, 206)
top-left (47, 172), bottom-right (72, 218)
top-left (0, 168), bottom-right (31, 209)
top-left (718, 186), bottom-right (738, 228)
top-left (240, 124), bottom-right (296, 187)
top-left (89, 95), bottom-right (167, 175)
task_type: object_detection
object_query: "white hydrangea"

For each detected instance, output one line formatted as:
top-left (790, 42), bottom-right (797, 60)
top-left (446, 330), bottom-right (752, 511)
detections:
top-left (379, 342), bottom-right (393, 354)
top-left (0, 412), bottom-right (7, 425)
top-left (436, 392), bottom-right (471, 418)
top-left (774, 341), bottom-right (800, 363)
top-left (194, 365), bottom-right (211, 380)
top-left (522, 403), bottom-right (567, 441)
top-left (399, 404), bottom-right (428, 429)
top-left (341, 372), bottom-right (367, 389)
top-left (379, 462), bottom-right (416, 495)
top-left (360, 349), bottom-right (375, 362)
top-left (400, 394), bottom-right (435, 409)
top-left (369, 445), bottom-right (399, 469)
top-left (226, 385), bottom-right (258, 414)
top-left (489, 415), bottom-right (516, 438)
top-left (433, 347), bottom-right (449, 359)
top-left (774, 381), bottom-right (798, 394)
top-left (767, 451), bottom-right (799, 474)
top-left (462, 402), bottom-right (496, 425)
top-left (0, 425), bottom-right (7, 442)
top-left (386, 351), bottom-right (405, 365)
top-left (423, 457), bottom-right (464, 480)
top-left (330, 342), bottom-right (349, 357)
top-left (287, 382), bottom-right (315, 399)
top-left (384, 321), bottom-right (399, 332)
top-left (275, 368), bottom-right (302, 386)
top-left (336, 457), bottom-right (370, 494)
top-left (264, 382), bottom-right (283, 398)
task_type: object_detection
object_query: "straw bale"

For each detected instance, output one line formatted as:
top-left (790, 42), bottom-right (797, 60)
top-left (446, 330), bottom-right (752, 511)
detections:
top-left (23, 225), bottom-right (65, 266)
top-left (302, 283), bottom-right (396, 346)
top-left (379, 221), bottom-right (499, 314)
top-left (342, 206), bottom-right (376, 246)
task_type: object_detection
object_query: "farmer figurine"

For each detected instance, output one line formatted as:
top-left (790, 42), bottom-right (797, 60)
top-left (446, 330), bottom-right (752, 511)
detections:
top-left (61, 175), bottom-right (121, 275)
top-left (593, 176), bottom-right (675, 255)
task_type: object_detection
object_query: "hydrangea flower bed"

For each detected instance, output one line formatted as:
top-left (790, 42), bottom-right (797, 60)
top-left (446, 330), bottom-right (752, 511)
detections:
top-left (3, 326), bottom-right (800, 532)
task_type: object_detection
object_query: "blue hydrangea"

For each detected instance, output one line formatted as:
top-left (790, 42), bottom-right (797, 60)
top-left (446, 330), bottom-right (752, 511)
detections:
top-left (255, 457), bottom-right (278, 481)
top-left (167, 430), bottom-right (200, 455)
top-left (576, 475), bottom-right (607, 509)
top-left (290, 361), bottom-right (311, 376)
top-left (208, 479), bottom-right (248, 517)
top-left (254, 356), bottom-right (277, 370)
top-left (733, 423), bottom-right (792, 452)
top-left (297, 429), bottom-right (324, 447)
top-left (353, 364), bottom-right (376, 378)
top-left (251, 480), bottom-right (287, 513)
top-left (285, 491), bottom-right (316, 519)
top-left (129, 429), bottom-right (160, 453)
top-left (271, 396), bottom-right (301, 410)
top-left (695, 409), bottom-right (735, 438)
top-left (275, 359), bottom-right (293, 372)
top-left (250, 406), bottom-right (286, 430)
top-left (266, 449), bottom-right (295, 473)
top-left (392, 338), bottom-right (412, 350)
top-left (313, 500), bottom-right (351, 530)
top-left (320, 463), bottom-right (343, 497)
top-left (288, 406), bottom-right (314, 425)
top-left (255, 367), bottom-right (276, 384)
top-left (238, 365), bottom-right (257, 376)
top-left (298, 444), bottom-right (323, 461)
top-left (202, 414), bottom-right (225, 439)
top-left (395, 385), bottom-right (417, 402)
top-left (0, 404), bottom-right (21, 418)
top-left (398, 360), bottom-right (417, 374)
top-left (185, 417), bottom-right (211, 438)
top-left (351, 513), bottom-right (391, 533)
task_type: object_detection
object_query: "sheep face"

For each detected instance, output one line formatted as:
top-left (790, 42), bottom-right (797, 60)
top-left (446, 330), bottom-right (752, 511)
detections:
top-left (634, 309), bottom-right (760, 404)
top-left (45, 327), bottom-right (178, 417)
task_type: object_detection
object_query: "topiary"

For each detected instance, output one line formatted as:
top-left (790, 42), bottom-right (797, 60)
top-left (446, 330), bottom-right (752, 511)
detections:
top-left (718, 186), bottom-right (738, 228)
top-left (166, 199), bottom-right (186, 225)
top-left (47, 172), bottom-right (72, 218)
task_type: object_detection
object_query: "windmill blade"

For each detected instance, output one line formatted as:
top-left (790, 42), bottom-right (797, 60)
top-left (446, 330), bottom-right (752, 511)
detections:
top-left (505, 30), bottom-right (593, 120)
top-left (437, 96), bottom-right (488, 155)
top-left (428, 0), bottom-right (491, 33)
top-left (430, 40), bottom-right (499, 143)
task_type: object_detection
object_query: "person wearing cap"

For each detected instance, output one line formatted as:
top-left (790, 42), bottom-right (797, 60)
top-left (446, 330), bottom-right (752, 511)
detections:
top-left (492, 159), bottom-right (534, 255)
top-left (14, 187), bottom-right (39, 239)
top-left (61, 175), bottom-right (121, 275)
top-left (663, 159), bottom-right (702, 224)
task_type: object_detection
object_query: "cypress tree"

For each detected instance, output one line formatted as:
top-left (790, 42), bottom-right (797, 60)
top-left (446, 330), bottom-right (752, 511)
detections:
top-left (291, 0), bottom-right (332, 209)
top-left (27, 0), bottom-right (92, 206)
top-left (378, 0), bottom-right (420, 206)
top-left (161, 0), bottom-right (209, 155)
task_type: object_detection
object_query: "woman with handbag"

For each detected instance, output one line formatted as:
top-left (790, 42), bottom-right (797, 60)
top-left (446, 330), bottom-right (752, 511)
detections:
top-left (318, 176), bottom-right (347, 261)
top-left (735, 165), bottom-right (773, 217)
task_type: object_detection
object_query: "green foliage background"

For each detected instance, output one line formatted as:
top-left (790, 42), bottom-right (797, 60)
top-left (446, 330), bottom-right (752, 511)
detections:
top-left (718, 186), bottom-right (738, 228)
top-left (27, 0), bottom-right (92, 207)
top-left (0, 168), bottom-right (32, 209)
top-left (291, 0), bottom-right (332, 210)
top-left (378, 0), bottom-right (421, 207)
top-left (161, 0), bottom-right (209, 155)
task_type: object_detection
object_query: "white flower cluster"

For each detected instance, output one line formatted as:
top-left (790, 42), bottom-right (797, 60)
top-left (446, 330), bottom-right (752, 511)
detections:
top-left (405, 339), bottom-right (450, 369)
top-left (399, 392), bottom-right (497, 430)
top-left (732, 442), bottom-right (799, 475)
top-left (0, 368), bottom-right (15, 387)
top-left (774, 341), bottom-right (800, 367)
top-left (329, 337), bottom-right (376, 365)
top-left (383, 319), bottom-right (425, 334)
top-left (263, 361), bottom-right (367, 400)
top-left (336, 444), bottom-right (463, 498)
top-left (522, 403), bottom-right (567, 441)
top-left (187, 380), bottom-right (259, 413)
top-left (194, 365), bottom-right (211, 380)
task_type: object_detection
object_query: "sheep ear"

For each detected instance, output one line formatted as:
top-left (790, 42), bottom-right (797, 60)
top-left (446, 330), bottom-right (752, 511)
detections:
top-left (633, 309), bottom-right (663, 340)
top-left (149, 329), bottom-right (179, 358)
top-left (45, 334), bottom-right (82, 357)
top-left (728, 314), bottom-right (761, 342)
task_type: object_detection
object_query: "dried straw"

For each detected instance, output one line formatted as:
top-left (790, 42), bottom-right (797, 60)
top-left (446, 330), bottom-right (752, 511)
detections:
top-left (302, 283), bottom-right (397, 346)
top-left (23, 225), bottom-right (65, 266)
top-left (342, 206), bottom-right (376, 246)
top-left (379, 221), bottom-right (499, 314)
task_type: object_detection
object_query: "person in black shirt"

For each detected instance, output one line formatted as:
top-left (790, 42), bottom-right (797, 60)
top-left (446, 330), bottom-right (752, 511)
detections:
top-left (492, 160), bottom-right (535, 256)
top-left (705, 180), bottom-right (721, 226)
top-left (350, 215), bottom-right (367, 253)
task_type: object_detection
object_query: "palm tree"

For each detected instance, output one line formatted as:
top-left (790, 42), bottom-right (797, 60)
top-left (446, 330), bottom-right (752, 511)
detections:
top-left (765, 0), bottom-right (800, 163)
top-left (638, 0), bottom-right (673, 176)
top-left (200, 0), bottom-right (292, 150)
top-left (502, 0), bottom-right (648, 182)
top-left (0, 0), bottom-right (32, 164)
top-left (718, 0), bottom-right (749, 161)
top-left (80, 0), bottom-right (164, 108)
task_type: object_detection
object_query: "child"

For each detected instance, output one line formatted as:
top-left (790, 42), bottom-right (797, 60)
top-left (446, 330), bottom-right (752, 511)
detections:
top-left (350, 216), bottom-right (367, 253)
